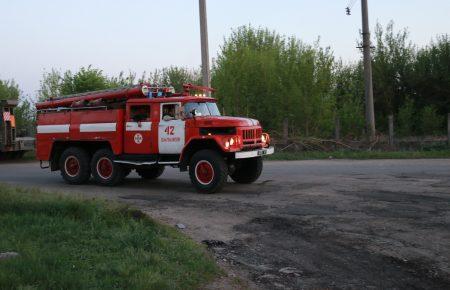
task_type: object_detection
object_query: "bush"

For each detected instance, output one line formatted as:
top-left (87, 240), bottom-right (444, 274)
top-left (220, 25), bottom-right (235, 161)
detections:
top-left (419, 105), bottom-right (444, 135)
top-left (0, 79), bottom-right (19, 101)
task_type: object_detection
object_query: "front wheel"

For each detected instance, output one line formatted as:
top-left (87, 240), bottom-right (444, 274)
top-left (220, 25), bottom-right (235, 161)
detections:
top-left (189, 149), bottom-right (228, 194)
top-left (230, 157), bottom-right (263, 184)
top-left (91, 149), bottom-right (125, 186)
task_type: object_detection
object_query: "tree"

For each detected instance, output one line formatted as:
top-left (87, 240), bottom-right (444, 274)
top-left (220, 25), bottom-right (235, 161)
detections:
top-left (14, 97), bottom-right (35, 136)
top-left (212, 25), bottom-right (335, 137)
top-left (397, 97), bottom-right (415, 136)
top-left (333, 61), bottom-right (365, 137)
top-left (60, 66), bottom-right (110, 95)
top-left (412, 35), bottom-right (450, 116)
top-left (145, 67), bottom-right (201, 92)
top-left (0, 79), bottom-right (20, 101)
top-left (39, 66), bottom-right (111, 100)
top-left (372, 21), bottom-right (416, 131)
top-left (0, 79), bottom-right (35, 135)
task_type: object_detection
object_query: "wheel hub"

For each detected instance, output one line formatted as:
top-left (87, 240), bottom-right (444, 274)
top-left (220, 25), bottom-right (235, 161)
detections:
top-left (65, 156), bottom-right (80, 177)
top-left (195, 160), bottom-right (214, 185)
top-left (97, 157), bottom-right (113, 179)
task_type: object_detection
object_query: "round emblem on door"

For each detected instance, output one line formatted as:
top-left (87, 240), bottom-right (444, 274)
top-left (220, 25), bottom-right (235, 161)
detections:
top-left (134, 133), bottom-right (143, 144)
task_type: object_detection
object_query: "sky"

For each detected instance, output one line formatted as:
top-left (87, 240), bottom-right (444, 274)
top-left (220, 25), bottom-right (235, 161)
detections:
top-left (1, 0), bottom-right (449, 98)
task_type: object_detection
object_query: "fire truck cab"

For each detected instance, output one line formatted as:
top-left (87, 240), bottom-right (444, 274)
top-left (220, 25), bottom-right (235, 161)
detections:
top-left (36, 84), bottom-right (274, 193)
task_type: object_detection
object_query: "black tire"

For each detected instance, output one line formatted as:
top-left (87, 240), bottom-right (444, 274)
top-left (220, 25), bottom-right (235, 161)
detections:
top-left (136, 166), bottom-right (165, 179)
top-left (91, 149), bottom-right (125, 186)
top-left (189, 149), bottom-right (228, 194)
top-left (230, 157), bottom-right (263, 184)
top-left (59, 147), bottom-right (91, 185)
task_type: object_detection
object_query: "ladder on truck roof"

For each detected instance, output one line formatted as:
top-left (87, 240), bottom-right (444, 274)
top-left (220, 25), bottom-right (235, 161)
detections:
top-left (36, 83), bottom-right (215, 111)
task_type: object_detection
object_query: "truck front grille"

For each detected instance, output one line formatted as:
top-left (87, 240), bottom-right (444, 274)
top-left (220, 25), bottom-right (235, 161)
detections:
top-left (241, 128), bottom-right (262, 149)
top-left (242, 128), bottom-right (262, 141)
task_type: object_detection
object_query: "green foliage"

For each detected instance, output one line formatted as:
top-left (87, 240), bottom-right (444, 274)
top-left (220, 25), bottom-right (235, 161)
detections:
top-left (335, 22), bottom-right (450, 136)
top-left (107, 71), bottom-right (136, 88)
top-left (419, 105), bottom-right (444, 135)
top-left (412, 35), bottom-right (450, 115)
top-left (13, 98), bottom-right (35, 136)
top-left (333, 61), bottom-right (365, 137)
top-left (145, 67), bottom-right (201, 92)
top-left (39, 66), bottom-right (200, 101)
top-left (0, 184), bottom-right (219, 289)
top-left (39, 69), bottom-right (62, 100)
top-left (39, 66), bottom-right (111, 100)
top-left (0, 79), bottom-right (34, 135)
top-left (22, 23), bottom-right (450, 138)
top-left (60, 66), bottom-right (110, 95)
top-left (0, 79), bottom-right (20, 100)
top-left (212, 26), bottom-right (335, 137)
top-left (372, 21), bottom-right (416, 131)
top-left (397, 97), bottom-right (415, 136)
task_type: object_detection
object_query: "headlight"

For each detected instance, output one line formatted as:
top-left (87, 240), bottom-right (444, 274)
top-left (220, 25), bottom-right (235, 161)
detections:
top-left (222, 136), bottom-right (241, 150)
top-left (261, 133), bottom-right (270, 145)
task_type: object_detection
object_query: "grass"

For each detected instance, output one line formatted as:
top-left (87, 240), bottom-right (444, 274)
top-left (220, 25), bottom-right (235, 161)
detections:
top-left (0, 184), bottom-right (219, 290)
top-left (22, 150), bottom-right (36, 161)
top-left (266, 149), bottom-right (450, 161)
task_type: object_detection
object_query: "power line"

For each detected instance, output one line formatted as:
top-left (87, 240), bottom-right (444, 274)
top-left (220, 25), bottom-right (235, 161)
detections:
top-left (348, 0), bottom-right (358, 9)
top-left (346, 0), bottom-right (358, 15)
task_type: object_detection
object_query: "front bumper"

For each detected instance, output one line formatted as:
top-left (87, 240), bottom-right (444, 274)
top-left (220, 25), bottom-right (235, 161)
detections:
top-left (235, 146), bottom-right (274, 159)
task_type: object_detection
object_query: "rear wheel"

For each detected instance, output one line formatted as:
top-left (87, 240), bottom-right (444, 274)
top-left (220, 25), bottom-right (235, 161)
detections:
top-left (91, 149), bottom-right (125, 186)
top-left (189, 149), bottom-right (228, 194)
top-left (230, 157), bottom-right (263, 184)
top-left (59, 147), bottom-right (91, 184)
top-left (137, 165), bottom-right (165, 179)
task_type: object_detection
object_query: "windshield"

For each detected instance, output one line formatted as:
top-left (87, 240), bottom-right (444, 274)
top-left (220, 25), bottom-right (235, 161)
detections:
top-left (184, 102), bottom-right (221, 118)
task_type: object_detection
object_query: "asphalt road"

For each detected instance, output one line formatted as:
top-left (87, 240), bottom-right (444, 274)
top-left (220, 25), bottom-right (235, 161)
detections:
top-left (1, 159), bottom-right (449, 289)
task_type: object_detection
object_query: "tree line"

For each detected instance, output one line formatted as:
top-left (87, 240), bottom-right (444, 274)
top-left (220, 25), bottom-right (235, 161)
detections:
top-left (1, 22), bottom-right (449, 138)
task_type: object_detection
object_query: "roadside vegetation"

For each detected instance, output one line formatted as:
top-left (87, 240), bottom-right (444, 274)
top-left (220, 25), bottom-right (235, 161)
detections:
top-left (266, 150), bottom-right (450, 161)
top-left (0, 184), bottom-right (219, 289)
top-left (1, 21), bottom-right (448, 141)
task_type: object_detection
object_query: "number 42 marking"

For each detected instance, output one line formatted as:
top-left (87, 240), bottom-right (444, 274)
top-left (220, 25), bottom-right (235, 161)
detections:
top-left (165, 126), bottom-right (175, 135)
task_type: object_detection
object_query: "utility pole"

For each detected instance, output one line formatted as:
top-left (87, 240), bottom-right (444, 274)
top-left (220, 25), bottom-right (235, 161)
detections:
top-left (361, 0), bottom-right (376, 141)
top-left (199, 0), bottom-right (211, 92)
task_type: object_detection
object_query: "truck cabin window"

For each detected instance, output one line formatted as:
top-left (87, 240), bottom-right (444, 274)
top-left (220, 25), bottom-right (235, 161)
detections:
top-left (162, 104), bottom-right (181, 121)
top-left (184, 102), bottom-right (221, 118)
top-left (130, 105), bottom-right (150, 122)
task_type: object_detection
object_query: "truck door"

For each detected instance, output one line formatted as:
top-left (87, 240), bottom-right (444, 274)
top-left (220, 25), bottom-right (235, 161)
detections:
top-left (124, 104), bottom-right (153, 154)
top-left (158, 102), bottom-right (185, 154)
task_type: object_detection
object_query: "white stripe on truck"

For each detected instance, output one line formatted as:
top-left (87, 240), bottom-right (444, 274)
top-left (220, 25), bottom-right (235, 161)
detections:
top-left (79, 123), bottom-right (116, 133)
top-left (125, 122), bottom-right (152, 131)
top-left (37, 124), bottom-right (70, 134)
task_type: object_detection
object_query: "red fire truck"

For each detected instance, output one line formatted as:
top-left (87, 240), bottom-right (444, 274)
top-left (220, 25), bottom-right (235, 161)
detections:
top-left (36, 84), bottom-right (274, 193)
